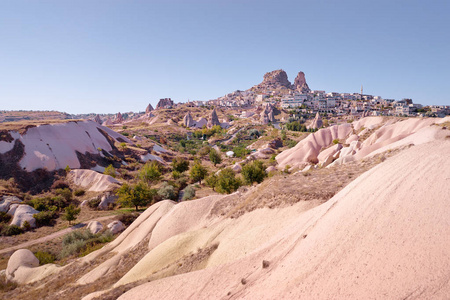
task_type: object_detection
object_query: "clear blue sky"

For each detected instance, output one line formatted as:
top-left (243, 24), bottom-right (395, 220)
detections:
top-left (1, 0), bottom-right (449, 114)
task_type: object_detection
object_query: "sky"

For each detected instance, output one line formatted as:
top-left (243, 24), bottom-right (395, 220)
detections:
top-left (0, 0), bottom-right (449, 114)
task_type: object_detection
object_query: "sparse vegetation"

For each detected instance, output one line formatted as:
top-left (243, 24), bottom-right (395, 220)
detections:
top-left (116, 182), bottom-right (156, 211)
top-left (139, 161), bottom-right (162, 183)
top-left (62, 204), bottom-right (81, 225)
top-left (104, 164), bottom-right (117, 178)
top-left (190, 162), bottom-right (208, 184)
top-left (215, 168), bottom-right (241, 194)
top-left (242, 160), bottom-right (267, 185)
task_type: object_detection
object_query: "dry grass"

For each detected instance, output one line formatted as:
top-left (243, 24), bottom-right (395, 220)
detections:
top-left (0, 119), bottom-right (84, 133)
top-left (210, 149), bottom-right (403, 219)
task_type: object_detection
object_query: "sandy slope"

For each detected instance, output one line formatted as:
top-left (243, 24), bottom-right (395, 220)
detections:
top-left (119, 139), bottom-right (450, 299)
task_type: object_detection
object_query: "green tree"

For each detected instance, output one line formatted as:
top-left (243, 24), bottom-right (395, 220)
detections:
top-left (209, 149), bottom-right (222, 166)
top-left (171, 157), bottom-right (190, 173)
top-left (139, 161), bottom-right (162, 183)
top-left (216, 168), bottom-right (241, 194)
top-left (116, 182), bottom-right (155, 211)
top-left (63, 204), bottom-right (81, 225)
top-left (104, 164), bottom-right (116, 178)
top-left (242, 160), bottom-right (267, 185)
top-left (205, 173), bottom-right (218, 191)
top-left (190, 163), bottom-right (208, 184)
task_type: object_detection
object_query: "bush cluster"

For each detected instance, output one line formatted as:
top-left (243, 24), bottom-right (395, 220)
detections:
top-left (60, 229), bottom-right (113, 259)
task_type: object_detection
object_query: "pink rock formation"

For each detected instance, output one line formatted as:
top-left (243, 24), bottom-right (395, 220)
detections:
top-left (94, 114), bottom-right (102, 125)
top-left (207, 108), bottom-right (221, 128)
top-left (156, 98), bottom-right (174, 109)
top-left (294, 71), bottom-right (310, 93)
top-left (308, 112), bottom-right (323, 129)
top-left (114, 112), bottom-right (124, 124)
top-left (182, 112), bottom-right (195, 127)
top-left (145, 104), bottom-right (154, 114)
top-left (260, 103), bottom-right (275, 124)
top-left (276, 123), bottom-right (353, 168)
top-left (252, 69), bottom-right (292, 91)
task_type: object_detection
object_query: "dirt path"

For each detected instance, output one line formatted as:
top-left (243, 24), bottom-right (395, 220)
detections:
top-left (0, 215), bottom-right (116, 255)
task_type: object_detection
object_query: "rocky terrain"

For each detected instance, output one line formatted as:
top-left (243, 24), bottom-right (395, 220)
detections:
top-left (1, 113), bottom-right (449, 299)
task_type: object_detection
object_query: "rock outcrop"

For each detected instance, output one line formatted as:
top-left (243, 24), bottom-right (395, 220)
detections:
top-left (114, 112), bottom-right (124, 124)
top-left (182, 112), bottom-right (196, 127)
top-left (87, 221), bottom-right (104, 234)
top-left (6, 249), bottom-right (39, 281)
top-left (10, 205), bottom-right (39, 228)
top-left (145, 104), bottom-right (154, 114)
top-left (294, 71), bottom-right (310, 93)
top-left (0, 120), bottom-right (131, 172)
top-left (207, 108), bottom-right (221, 128)
top-left (68, 169), bottom-right (120, 192)
top-left (94, 115), bottom-right (102, 125)
top-left (156, 98), bottom-right (174, 109)
top-left (0, 196), bottom-right (22, 213)
top-left (252, 69), bottom-right (292, 91)
top-left (107, 220), bottom-right (125, 234)
top-left (260, 103), bottom-right (276, 124)
top-left (309, 112), bottom-right (323, 129)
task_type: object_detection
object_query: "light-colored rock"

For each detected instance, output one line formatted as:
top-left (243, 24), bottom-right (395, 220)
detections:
top-left (99, 192), bottom-right (118, 210)
top-left (317, 144), bottom-right (342, 163)
top-left (319, 155), bottom-right (334, 168)
top-left (107, 220), bottom-right (125, 234)
top-left (183, 112), bottom-right (196, 127)
top-left (87, 221), bottom-right (103, 234)
top-left (345, 134), bottom-right (359, 144)
top-left (10, 205), bottom-right (39, 228)
top-left (308, 112), bottom-right (323, 129)
top-left (207, 108), bottom-right (221, 128)
top-left (265, 166), bottom-right (277, 173)
top-left (276, 123), bottom-right (353, 169)
top-left (226, 151), bottom-right (234, 157)
top-left (0, 196), bottom-right (22, 213)
top-left (68, 169), bottom-right (120, 192)
top-left (195, 118), bottom-right (208, 129)
top-left (7, 203), bottom-right (20, 216)
top-left (6, 249), bottom-right (39, 281)
top-left (231, 163), bottom-right (242, 173)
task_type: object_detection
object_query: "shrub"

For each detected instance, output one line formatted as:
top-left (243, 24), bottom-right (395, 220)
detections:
top-left (190, 163), bottom-right (208, 184)
top-left (216, 168), bottom-right (241, 194)
top-left (157, 182), bottom-right (177, 200)
top-left (205, 174), bottom-right (218, 190)
top-left (55, 188), bottom-right (73, 202)
top-left (51, 180), bottom-right (69, 190)
top-left (172, 170), bottom-right (182, 179)
top-left (34, 211), bottom-right (58, 227)
top-left (22, 221), bottom-right (32, 231)
top-left (64, 165), bottom-right (71, 174)
top-left (233, 145), bottom-right (250, 158)
top-left (332, 139), bottom-right (339, 144)
top-left (139, 161), bottom-right (162, 183)
top-left (74, 189), bottom-right (85, 196)
top-left (87, 198), bottom-right (101, 210)
top-left (35, 251), bottom-right (56, 265)
top-left (182, 185), bottom-right (195, 201)
top-left (117, 212), bottom-right (140, 226)
top-left (197, 145), bottom-right (212, 157)
top-left (1, 225), bottom-right (23, 236)
top-left (209, 149), bottom-right (222, 166)
top-left (104, 164), bottom-right (116, 178)
top-left (171, 157), bottom-right (189, 173)
top-left (242, 160), bottom-right (267, 185)
top-left (0, 211), bottom-right (11, 223)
